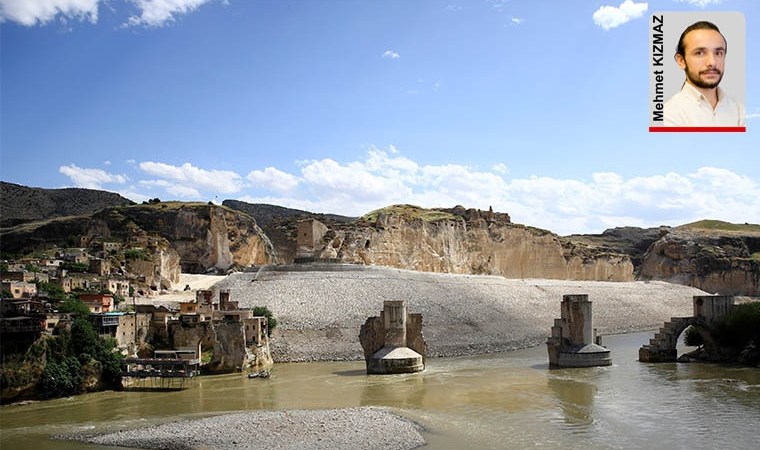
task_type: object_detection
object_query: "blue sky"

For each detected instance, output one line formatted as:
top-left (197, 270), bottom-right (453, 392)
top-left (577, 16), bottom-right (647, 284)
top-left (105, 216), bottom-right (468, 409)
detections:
top-left (1, 0), bottom-right (758, 234)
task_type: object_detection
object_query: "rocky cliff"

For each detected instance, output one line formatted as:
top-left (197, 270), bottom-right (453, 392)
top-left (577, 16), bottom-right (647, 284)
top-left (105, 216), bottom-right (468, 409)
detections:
top-left (111, 203), bottom-right (278, 272)
top-left (0, 202), bottom-right (277, 277)
top-left (313, 205), bottom-right (633, 281)
top-left (223, 199), bottom-right (355, 264)
top-left (638, 221), bottom-right (760, 296)
top-left (566, 226), bottom-right (671, 270)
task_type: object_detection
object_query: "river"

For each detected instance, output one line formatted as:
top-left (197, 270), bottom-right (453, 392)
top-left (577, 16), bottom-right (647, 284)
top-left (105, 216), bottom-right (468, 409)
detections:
top-left (1, 332), bottom-right (759, 449)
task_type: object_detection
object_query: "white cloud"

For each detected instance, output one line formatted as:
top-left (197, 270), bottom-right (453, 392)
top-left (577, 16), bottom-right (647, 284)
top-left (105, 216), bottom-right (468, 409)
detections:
top-left (166, 184), bottom-right (202, 198)
top-left (138, 161), bottom-right (243, 193)
top-left (746, 108), bottom-right (760, 120)
top-left (236, 151), bottom-right (759, 235)
top-left (0, 0), bottom-right (99, 26)
top-left (301, 158), bottom-right (412, 203)
top-left (511, 17), bottom-right (523, 25)
top-left (58, 164), bottom-right (128, 189)
top-left (593, 0), bottom-right (648, 31)
top-left (69, 151), bottom-right (758, 235)
top-left (382, 50), bottom-right (400, 60)
top-left (126, 0), bottom-right (213, 27)
top-left (247, 167), bottom-right (300, 194)
top-left (492, 163), bottom-right (510, 174)
top-left (677, 0), bottom-right (722, 7)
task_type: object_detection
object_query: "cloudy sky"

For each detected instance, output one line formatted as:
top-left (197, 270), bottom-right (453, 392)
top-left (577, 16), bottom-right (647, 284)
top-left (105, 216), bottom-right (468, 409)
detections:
top-left (1, 0), bottom-right (758, 235)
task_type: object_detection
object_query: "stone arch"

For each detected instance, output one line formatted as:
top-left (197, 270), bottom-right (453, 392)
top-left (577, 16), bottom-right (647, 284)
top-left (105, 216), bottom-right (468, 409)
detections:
top-left (639, 317), bottom-right (714, 362)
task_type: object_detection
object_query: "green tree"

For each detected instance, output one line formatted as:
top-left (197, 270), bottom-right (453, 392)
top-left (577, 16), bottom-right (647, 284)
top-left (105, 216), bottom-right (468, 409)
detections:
top-left (683, 326), bottom-right (704, 347)
top-left (253, 306), bottom-right (277, 336)
top-left (36, 281), bottom-right (68, 301)
top-left (58, 298), bottom-right (91, 316)
top-left (715, 302), bottom-right (760, 349)
top-left (62, 262), bottom-right (89, 273)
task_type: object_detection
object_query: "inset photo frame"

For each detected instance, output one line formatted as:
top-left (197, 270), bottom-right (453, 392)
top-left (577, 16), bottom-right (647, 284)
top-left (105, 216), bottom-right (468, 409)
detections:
top-left (649, 11), bottom-right (745, 132)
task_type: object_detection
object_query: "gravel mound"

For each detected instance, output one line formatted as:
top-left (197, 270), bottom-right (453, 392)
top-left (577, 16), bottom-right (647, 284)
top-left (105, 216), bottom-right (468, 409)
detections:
top-left (212, 264), bottom-right (706, 361)
top-left (67, 407), bottom-right (425, 450)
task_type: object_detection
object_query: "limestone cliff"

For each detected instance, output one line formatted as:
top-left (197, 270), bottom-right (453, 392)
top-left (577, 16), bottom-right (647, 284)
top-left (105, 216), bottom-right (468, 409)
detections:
top-left (114, 203), bottom-right (277, 272)
top-left (315, 205), bottom-right (633, 281)
top-left (638, 221), bottom-right (760, 296)
top-left (0, 202), bottom-right (277, 276)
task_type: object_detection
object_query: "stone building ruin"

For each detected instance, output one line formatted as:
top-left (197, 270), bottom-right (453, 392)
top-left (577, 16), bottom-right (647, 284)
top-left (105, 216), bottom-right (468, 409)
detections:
top-left (296, 219), bottom-right (328, 262)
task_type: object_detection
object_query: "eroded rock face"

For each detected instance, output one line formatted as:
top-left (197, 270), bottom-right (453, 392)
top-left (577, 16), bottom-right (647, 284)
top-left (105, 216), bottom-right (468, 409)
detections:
top-left (117, 204), bottom-right (277, 272)
top-left (125, 247), bottom-right (182, 292)
top-left (639, 229), bottom-right (760, 296)
top-left (318, 211), bottom-right (633, 281)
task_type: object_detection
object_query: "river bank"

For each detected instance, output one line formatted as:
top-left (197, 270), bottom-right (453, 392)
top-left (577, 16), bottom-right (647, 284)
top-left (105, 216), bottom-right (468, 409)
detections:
top-left (58, 407), bottom-right (425, 450)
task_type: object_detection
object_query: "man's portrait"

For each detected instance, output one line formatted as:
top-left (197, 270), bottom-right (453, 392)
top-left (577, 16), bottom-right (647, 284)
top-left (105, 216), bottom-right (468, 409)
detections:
top-left (664, 20), bottom-right (745, 127)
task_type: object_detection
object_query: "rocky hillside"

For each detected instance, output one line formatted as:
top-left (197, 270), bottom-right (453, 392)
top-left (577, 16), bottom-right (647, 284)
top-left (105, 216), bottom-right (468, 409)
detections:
top-left (0, 181), bottom-right (134, 228)
top-left (307, 205), bottom-right (633, 281)
top-left (566, 226), bottom-right (671, 270)
top-left (223, 200), bottom-right (355, 264)
top-left (0, 202), bottom-right (277, 274)
top-left (638, 221), bottom-right (760, 296)
top-left (2, 181), bottom-right (756, 293)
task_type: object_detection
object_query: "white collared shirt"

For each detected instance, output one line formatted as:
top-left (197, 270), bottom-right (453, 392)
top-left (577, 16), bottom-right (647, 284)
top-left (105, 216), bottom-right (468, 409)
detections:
top-left (664, 83), bottom-right (745, 127)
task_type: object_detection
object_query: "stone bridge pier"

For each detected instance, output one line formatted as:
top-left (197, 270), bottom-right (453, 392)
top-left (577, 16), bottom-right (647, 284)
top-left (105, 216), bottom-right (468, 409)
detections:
top-left (639, 295), bottom-right (735, 362)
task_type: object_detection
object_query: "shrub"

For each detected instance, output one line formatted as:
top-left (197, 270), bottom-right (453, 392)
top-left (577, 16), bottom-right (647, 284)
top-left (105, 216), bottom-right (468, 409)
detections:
top-left (61, 262), bottom-right (89, 273)
top-left (715, 302), bottom-right (760, 350)
top-left (684, 326), bottom-right (704, 347)
top-left (58, 298), bottom-right (91, 317)
top-left (36, 281), bottom-right (67, 301)
top-left (124, 248), bottom-right (147, 260)
top-left (252, 306), bottom-right (277, 336)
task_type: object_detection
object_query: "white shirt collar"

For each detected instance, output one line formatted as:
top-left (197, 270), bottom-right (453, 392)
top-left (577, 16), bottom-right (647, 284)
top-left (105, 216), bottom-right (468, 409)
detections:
top-left (681, 82), bottom-right (725, 105)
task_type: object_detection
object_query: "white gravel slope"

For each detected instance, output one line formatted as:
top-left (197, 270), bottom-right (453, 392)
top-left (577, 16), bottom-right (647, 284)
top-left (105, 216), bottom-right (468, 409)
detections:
top-left (211, 264), bottom-right (706, 361)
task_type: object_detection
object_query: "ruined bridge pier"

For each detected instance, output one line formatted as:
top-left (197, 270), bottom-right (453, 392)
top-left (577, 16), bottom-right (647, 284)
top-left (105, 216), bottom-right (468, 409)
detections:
top-left (639, 295), bottom-right (735, 363)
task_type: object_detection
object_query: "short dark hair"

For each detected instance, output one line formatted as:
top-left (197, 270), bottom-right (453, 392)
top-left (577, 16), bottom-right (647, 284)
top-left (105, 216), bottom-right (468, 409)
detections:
top-left (676, 21), bottom-right (726, 57)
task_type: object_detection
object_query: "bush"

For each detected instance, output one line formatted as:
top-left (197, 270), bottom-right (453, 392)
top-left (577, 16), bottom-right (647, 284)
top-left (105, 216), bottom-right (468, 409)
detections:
top-left (715, 302), bottom-right (760, 350)
top-left (124, 248), bottom-right (147, 260)
top-left (252, 306), bottom-right (277, 336)
top-left (58, 298), bottom-right (91, 317)
top-left (61, 262), bottom-right (89, 273)
top-left (37, 281), bottom-right (68, 301)
top-left (684, 326), bottom-right (704, 347)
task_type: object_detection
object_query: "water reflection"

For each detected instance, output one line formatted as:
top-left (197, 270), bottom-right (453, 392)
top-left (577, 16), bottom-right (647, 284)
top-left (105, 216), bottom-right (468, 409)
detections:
top-left (548, 376), bottom-right (596, 426)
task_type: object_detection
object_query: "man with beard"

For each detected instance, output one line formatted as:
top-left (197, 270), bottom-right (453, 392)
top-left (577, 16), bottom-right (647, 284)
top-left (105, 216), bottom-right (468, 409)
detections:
top-left (664, 21), bottom-right (745, 127)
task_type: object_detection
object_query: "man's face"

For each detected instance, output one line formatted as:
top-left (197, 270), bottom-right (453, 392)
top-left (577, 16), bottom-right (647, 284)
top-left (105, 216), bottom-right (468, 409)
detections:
top-left (676, 28), bottom-right (726, 89)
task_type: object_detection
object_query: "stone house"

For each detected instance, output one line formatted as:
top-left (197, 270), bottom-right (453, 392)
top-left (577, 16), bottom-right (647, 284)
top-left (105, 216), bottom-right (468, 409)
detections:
top-left (89, 258), bottom-right (111, 277)
top-left (1, 281), bottom-right (38, 299)
top-left (99, 278), bottom-right (130, 298)
top-left (1, 270), bottom-right (48, 284)
top-left (102, 242), bottom-right (122, 253)
top-left (80, 293), bottom-right (113, 313)
top-left (115, 312), bottom-right (151, 353)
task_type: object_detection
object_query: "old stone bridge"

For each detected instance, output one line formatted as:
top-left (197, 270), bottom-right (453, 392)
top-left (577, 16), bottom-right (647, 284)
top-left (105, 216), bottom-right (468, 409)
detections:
top-left (639, 295), bottom-right (735, 362)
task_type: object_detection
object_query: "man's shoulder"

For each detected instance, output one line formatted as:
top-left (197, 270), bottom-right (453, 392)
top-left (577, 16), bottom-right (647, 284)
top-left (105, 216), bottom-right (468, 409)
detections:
top-left (663, 88), bottom-right (693, 126)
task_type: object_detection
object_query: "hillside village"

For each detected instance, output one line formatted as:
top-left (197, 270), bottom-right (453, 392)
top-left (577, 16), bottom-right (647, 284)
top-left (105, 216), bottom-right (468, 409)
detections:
top-left (0, 234), bottom-right (274, 403)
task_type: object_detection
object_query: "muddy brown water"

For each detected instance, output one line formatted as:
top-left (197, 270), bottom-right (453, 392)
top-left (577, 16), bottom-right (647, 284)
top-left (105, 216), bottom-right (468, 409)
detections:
top-left (1, 332), bottom-right (759, 449)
